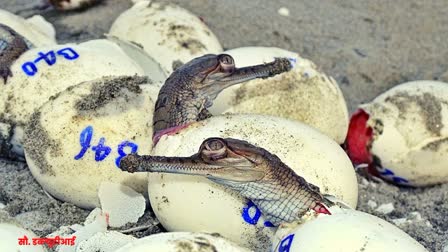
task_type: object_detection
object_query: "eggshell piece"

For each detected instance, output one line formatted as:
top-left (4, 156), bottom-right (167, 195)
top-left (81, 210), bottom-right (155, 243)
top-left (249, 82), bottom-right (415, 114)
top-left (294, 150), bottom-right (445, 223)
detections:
top-left (0, 9), bottom-right (56, 47)
top-left (271, 208), bottom-right (428, 252)
top-left (23, 76), bottom-right (159, 209)
top-left (107, 35), bottom-right (168, 83)
top-left (360, 80), bottom-right (448, 186)
top-left (115, 232), bottom-right (251, 252)
top-left (0, 39), bottom-right (154, 159)
top-left (109, 0), bottom-right (223, 73)
top-left (0, 223), bottom-right (46, 252)
top-left (210, 47), bottom-right (349, 144)
top-left (56, 209), bottom-right (108, 252)
top-left (98, 182), bottom-right (146, 228)
top-left (149, 114), bottom-right (358, 251)
top-left (76, 231), bottom-right (136, 252)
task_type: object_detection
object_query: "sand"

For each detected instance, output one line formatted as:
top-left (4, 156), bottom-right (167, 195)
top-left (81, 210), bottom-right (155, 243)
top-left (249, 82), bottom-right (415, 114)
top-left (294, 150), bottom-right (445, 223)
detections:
top-left (0, 0), bottom-right (447, 251)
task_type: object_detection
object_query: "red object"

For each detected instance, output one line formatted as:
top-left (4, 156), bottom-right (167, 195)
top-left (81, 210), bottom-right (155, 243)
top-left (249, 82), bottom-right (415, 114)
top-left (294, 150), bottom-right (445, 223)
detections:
top-left (153, 123), bottom-right (192, 145)
top-left (344, 109), bottom-right (373, 165)
top-left (314, 202), bottom-right (331, 215)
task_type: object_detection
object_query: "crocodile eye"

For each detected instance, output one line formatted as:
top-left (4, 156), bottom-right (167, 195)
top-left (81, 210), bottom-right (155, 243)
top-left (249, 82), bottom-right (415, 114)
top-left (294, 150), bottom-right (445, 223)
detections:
top-left (218, 54), bottom-right (235, 72)
top-left (205, 139), bottom-right (225, 151)
top-left (202, 138), bottom-right (227, 160)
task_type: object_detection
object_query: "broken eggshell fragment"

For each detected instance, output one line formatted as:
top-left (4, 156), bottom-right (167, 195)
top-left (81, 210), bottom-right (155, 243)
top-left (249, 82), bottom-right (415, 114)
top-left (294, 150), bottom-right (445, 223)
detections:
top-left (345, 80), bottom-right (448, 186)
top-left (115, 232), bottom-right (251, 252)
top-left (0, 9), bottom-right (56, 47)
top-left (271, 207), bottom-right (428, 252)
top-left (23, 76), bottom-right (160, 209)
top-left (109, 0), bottom-right (223, 74)
top-left (148, 114), bottom-right (358, 251)
top-left (0, 39), bottom-right (164, 160)
top-left (209, 47), bottom-right (349, 144)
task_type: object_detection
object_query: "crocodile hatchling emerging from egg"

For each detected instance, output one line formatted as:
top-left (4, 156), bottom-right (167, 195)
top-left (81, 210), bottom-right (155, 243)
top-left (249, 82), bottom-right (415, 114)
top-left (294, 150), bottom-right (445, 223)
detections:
top-left (120, 137), bottom-right (333, 226)
top-left (152, 54), bottom-right (292, 144)
top-left (0, 24), bottom-right (33, 84)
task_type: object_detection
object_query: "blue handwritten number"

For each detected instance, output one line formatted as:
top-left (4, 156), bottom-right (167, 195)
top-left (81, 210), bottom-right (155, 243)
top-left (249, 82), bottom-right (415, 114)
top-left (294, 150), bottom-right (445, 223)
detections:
top-left (34, 51), bottom-right (56, 66)
top-left (115, 141), bottom-right (138, 168)
top-left (379, 168), bottom-right (409, 184)
top-left (22, 47), bottom-right (79, 76)
top-left (278, 234), bottom-right (295, 252)
top-left (21, 62), bottom-right (38, 76)
top-left (74, 126), bottom-right (93, 160)
top-left (379, 168), bottom-right (394, 176)
top-left (242, 200), bottom-right (262, 225)
top-left (57, 47), bottom-right (79, 60)
top-left (91, 137), bottom-right (112, 161)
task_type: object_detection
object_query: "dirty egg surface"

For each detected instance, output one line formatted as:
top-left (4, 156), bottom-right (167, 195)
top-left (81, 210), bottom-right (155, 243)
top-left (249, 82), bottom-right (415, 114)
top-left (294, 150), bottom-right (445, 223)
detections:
top-left (1, 0), bottom-right (448, 251)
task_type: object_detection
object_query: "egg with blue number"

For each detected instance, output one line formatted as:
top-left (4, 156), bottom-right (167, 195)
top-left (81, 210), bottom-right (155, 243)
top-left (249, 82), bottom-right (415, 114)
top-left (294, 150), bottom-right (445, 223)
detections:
top-left (0, 38), bottom-right (166, 160)
top-left (0, 9), bottom-right (56, 47)
top-left (109, 0), bottom-right (223, 74)
top-left (148, 114), bottom-right (358, 251)
top-left (271, 207), bottom-right (428, 252)
top-left (114, 232), bottom-right (251, 252)
top-left (23, 76), bottom-right (161, 209)
top-left (345, 80), bottom-right (448, 186)
top-left (209, 47), bottom-right (349, 144)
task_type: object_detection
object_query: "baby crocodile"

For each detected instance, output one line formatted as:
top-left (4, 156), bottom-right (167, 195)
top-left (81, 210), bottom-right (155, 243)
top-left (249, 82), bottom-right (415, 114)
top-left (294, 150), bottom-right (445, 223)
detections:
top-left (0, 24), bottom-right (32, 84)
top-left (120, 137), bottom-right (332, 226)
top-left (152, 54), bottom-right (292, 143)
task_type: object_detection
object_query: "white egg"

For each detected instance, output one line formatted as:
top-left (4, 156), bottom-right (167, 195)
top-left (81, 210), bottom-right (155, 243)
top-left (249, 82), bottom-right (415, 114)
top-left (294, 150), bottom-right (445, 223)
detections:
top-left (0, 223), bottom-right (46, 252)
top-left (109, 0), bottom-right (223, 74)
top-left (0, 9), bottom-right (56, 47)
top-left (345, 80), bottom-right (448, 186)
top-left (209, 47), bottom-right (349, 144)
top-left (271, 208), bottom-right (428, 252)
top-left (115, 232), bottom-right (251, 252)
top-left (149, 114), bottom-right (358, 251)
top-left (23, 76), bottom-right (160, 209)
top-left (0, 39), bottom-right (165, 159)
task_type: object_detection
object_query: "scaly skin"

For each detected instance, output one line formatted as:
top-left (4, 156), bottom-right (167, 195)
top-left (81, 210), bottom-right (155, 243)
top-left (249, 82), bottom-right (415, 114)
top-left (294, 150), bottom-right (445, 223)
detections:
top-left (0, 24), bottom-right (32, 84)
top-left (152, 54), bottom-right (292, 143)
top-left (120, 138), bottom-right (332, 226)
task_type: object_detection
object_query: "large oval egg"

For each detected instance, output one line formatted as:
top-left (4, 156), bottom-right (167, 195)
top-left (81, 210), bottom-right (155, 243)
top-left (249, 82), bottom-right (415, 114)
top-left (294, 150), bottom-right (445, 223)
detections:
top-left (23, 76), bottom-right (160, 209)
top-left (0, 9), bottom-right (56, 47)
top-left (149, 114), bottom-right (358, 251)
top-left (346, 80), bottom-right (448, 186)
top-left (115, 232), bottom-right (250, 252)
top-left (209, 47), bottom-right (349, 144)
top-left (271, 208), bottom-right (428, 252)
top-left (0, 39), bottom-right (164, 159)
top-left (109, 0), bottom-right (223, 74)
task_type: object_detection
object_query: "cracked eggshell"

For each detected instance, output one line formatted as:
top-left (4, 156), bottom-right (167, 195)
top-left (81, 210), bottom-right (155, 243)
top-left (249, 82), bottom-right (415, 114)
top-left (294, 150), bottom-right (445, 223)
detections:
top-left (209, 47), bottom-right (349, 144)
top-left (23, 76), bottom-right (160, 209)
top-left (76, 231), bottom-right (136, 252)
top-left (0, 9), bottom-right (56, 47)
top-left (98, 182), bottom-right (146, 228)
top-left (115, 232), bottom-right (251, 252)
top-left (271, 208), bottom-right (428, 252)
top-left (346, 80), bottom-right (448, 186)
top-left (0, 39), bottom-right (157, 159)
top-left (109, 0), bottom-right (223, 74)
top-left (149, 114), bottom-right (357, 251)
